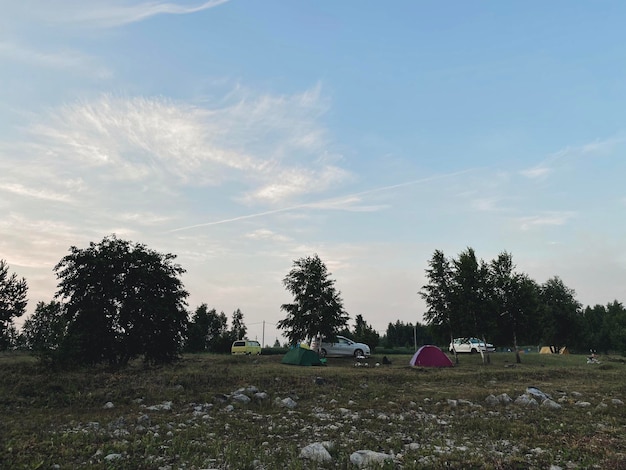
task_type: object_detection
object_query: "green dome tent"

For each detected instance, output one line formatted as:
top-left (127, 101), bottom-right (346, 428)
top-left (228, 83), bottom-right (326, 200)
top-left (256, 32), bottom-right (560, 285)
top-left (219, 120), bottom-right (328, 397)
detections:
top-left (281, 347), bottom-right (324, 366)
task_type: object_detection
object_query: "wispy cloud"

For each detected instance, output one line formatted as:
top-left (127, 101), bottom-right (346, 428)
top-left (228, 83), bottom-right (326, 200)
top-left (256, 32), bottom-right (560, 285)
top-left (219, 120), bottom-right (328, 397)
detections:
top-left (517, 212), bottom-right (575, 231)
top-left (25, 87), bottom-right (342, 203)
top-left (0, 41), bottom-right (112, 78)
top-left (245, 229), bottom-right (291, 243)
top-left (9, 0), bottom-right (230, 29)
top-left (521, 135), bottom-right (624, 180)
top-left (0, 182), bottom-right (72, 203)
top-left (80, 0), bottom-right (230, 27)
top-left (520, 166), bottom-right (551, 179)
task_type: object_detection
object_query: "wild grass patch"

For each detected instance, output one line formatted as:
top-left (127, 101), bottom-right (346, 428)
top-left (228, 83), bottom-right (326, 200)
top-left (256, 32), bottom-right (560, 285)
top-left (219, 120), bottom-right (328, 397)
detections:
top-left (1, 351), bottom-right (625, 469)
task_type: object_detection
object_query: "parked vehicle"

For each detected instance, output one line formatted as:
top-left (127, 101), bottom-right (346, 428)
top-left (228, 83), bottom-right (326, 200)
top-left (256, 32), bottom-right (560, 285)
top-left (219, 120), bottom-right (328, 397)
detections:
top-left (231, 339), bottom-right (262, 355)
top-left (310, 335), bottom-right (370, 358)
top-left (449, 337), bottom-right (495, 354)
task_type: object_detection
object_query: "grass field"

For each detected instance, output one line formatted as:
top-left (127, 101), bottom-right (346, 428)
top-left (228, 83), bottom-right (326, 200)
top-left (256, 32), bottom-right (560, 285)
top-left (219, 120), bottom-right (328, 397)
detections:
top-left (1, 351), bottom-right (625, 469)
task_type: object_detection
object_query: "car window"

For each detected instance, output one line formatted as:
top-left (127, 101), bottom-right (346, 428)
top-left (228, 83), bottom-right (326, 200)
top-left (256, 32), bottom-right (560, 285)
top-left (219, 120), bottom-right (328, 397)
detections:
top-left (250, 341), bottom-right (260, 347)
top-left (234, 341), bottom-right (245, 347)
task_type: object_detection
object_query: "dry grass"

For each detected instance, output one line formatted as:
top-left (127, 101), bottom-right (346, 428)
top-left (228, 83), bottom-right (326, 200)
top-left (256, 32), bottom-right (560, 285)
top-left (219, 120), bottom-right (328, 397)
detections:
top-left (1, 351), bottom-right (625, 469)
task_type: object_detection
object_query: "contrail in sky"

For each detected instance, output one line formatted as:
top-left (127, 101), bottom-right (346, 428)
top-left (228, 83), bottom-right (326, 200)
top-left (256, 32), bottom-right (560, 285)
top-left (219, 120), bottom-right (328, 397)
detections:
top-left (168, 169), bottom-right (473, 233)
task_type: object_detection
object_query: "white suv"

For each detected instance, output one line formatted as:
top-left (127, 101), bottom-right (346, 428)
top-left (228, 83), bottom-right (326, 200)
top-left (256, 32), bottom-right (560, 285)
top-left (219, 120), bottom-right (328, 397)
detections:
top-left (449, 337), bottom-right (495, 354)
top-left (310, 335), bottom-right (370, 358)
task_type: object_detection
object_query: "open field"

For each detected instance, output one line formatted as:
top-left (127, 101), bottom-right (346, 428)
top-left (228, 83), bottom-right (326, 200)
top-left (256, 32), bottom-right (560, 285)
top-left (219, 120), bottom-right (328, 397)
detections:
top-left (1, 351), bottom-right (625, 469)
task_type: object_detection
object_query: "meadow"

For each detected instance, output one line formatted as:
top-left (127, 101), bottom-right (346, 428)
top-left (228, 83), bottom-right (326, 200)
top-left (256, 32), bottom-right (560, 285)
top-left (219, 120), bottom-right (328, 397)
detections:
top-left (1, 351), bottom-right (625, 469)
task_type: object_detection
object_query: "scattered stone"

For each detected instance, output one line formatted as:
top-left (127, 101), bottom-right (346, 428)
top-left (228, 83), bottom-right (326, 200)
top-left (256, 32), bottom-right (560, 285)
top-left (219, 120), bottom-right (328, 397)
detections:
top-left (254, 392), bottom-right (269, 401)
top-left (103, 401), bottom-right (114, 409)
top-left (137, 414), bottom-right (150, 425)
top-left (146, 401), bottom-right (173, 411)
top-left (611, 398), bottom-right (624, 406)
top-left (315, 377), bottom-right (325, 385)
top-left (575, 401), bottom-right (591, 408)
top-left (104, 453), bottom-right (123, 461)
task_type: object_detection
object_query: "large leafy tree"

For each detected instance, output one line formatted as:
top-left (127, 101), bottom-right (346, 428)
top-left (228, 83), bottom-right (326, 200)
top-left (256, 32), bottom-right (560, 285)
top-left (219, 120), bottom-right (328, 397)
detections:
top-left (451, 248), bottom-right (494, 363)
top-left (278, 254), bottom-right (349, 346)
top-left (488, 252), bottom-right (539, 363)
top-left (54, 235), bottom-right (189, 366)
top-left (0, 260), bottom-right (28, 350)
top-left (538, 276), bottom-right (582, 352)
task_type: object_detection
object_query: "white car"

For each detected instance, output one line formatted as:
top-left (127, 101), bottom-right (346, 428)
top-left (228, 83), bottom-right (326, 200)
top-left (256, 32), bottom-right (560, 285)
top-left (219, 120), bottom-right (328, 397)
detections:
top-left (310, 335), bottom-right (370, 358)
top-left (449, 337), bottom-right (495, 354)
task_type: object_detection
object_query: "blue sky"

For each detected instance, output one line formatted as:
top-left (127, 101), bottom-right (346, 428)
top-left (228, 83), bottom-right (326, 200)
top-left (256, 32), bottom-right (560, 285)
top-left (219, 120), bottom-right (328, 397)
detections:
top-left (2, 1), bottom-right (626, 345)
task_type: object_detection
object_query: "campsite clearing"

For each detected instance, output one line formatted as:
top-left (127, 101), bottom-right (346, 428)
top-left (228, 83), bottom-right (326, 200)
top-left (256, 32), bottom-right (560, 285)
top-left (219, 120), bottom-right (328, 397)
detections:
top-left (1, 351), bottom-right (625, 469)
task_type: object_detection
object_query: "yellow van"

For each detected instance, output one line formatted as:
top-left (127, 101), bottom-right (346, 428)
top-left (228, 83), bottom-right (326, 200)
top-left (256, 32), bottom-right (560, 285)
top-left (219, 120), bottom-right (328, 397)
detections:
top-left (231, 339), bottom-right (262, 355)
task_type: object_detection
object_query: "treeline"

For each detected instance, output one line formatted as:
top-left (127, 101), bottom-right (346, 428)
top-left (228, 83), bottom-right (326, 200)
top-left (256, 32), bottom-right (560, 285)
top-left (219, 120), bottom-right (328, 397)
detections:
top-left (420, 247), bottom-right (626, 357)
top-left (2, 238), bottom-right (626, 368)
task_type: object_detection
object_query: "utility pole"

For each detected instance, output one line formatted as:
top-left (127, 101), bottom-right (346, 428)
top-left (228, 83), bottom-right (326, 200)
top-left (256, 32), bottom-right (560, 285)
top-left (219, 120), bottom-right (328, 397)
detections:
top-left (262, 320), bottom-right (265, 348)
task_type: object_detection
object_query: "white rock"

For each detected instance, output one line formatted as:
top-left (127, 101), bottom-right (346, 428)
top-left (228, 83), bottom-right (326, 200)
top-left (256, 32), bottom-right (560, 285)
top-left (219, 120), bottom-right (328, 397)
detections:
top-left (485, 395), bottom-right (500, 406)
top-left (575, 401), bottom-right (591, 408)
top-left (232, 393), bottom-right (251, 404)
top-left (541, 399), bottom-right (562, 410)
top-left (611, 398), bottom-right (624, 406)
top-left (497, 393), bottom-right (513, 405)
top-left (350, 450), bottom-right (393, 468)
top-left (103, 402), bottom-right (114, 409)
top-left (526, 387), bottom-right (551, 402)
top-left (515, 394), bottom-right (538, 407)
top-left (281, 397), bottom-right (297, 409)
top-left (299, 442), bottom-right (333, 463)
top-left (104, 453), bottom-right (123, 461)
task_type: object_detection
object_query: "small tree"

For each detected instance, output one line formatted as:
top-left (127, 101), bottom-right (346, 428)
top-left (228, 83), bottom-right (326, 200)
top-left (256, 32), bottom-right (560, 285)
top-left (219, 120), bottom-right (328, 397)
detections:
top-left (230, 308), bottom-right (247, 340)
top-left (0, 260), bottom-right (28, 350)
top-left (277, 254), bottom-right (349, 346)
top-left (20, 301), bottom-right (67, 360)
top-left (54, 235), bottom-right (189, 366)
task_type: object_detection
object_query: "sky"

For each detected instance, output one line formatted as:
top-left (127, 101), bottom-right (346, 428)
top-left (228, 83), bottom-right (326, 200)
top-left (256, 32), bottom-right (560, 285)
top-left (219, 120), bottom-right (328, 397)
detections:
top-left (2, 1), bottom-right (626, 346)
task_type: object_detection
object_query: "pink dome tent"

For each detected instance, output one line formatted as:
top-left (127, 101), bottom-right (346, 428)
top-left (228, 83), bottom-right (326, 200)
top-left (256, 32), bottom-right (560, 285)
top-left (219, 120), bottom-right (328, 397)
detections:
top-left (409, 345), bottom-right (454, 367)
